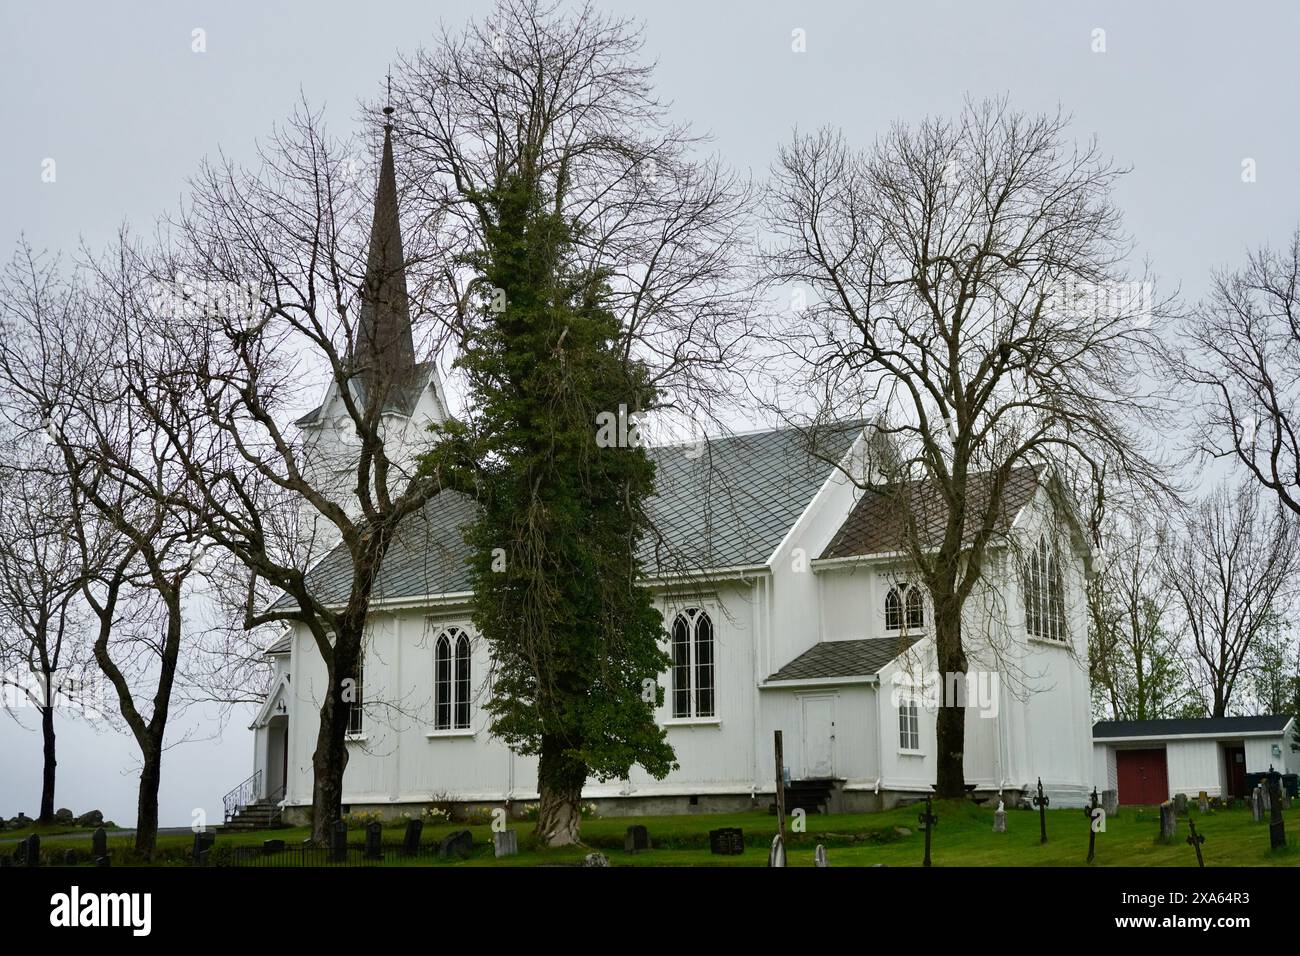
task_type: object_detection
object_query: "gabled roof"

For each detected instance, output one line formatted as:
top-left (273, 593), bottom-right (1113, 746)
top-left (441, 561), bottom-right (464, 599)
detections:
top-left (294, 361), bottom-right (440, 427)
top-left (764, 635), bottom-right (921, 684)
top-left (263, 633), bottom-right (292, 656)
top-left (270, 421), bottom-right (864, 613)
top-left (1093, 715), bottom-right (1295, 740)
top-left (820, 465), bottom-right (1040, 561)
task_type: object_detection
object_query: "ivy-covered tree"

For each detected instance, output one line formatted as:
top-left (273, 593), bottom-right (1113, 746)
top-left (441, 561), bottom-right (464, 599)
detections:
top-left (425, 173), bottom-right (675, 845)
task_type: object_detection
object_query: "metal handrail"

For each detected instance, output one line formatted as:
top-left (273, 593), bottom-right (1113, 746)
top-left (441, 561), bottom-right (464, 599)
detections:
top-left (223, 769), bottom-right (262, 822)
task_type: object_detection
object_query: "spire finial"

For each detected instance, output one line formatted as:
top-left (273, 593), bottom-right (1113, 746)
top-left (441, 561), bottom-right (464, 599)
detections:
top-left (383, 71), bottom-right (394, 129)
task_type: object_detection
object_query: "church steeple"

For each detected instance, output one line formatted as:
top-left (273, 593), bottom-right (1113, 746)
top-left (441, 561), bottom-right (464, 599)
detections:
top-left (354, 97), bottom-right (416, 401)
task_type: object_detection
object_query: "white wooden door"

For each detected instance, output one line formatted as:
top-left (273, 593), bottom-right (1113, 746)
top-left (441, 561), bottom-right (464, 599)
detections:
top-left (802, 695), bottom-right (836, 778)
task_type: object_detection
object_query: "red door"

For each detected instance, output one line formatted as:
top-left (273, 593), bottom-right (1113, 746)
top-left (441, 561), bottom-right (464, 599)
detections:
top-left (1224, 746), bottom-right (1246, 797)
top-left (1116, 748), bottom-right (1169, 805)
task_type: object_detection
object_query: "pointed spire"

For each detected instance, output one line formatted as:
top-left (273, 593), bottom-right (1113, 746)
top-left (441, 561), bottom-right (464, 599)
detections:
top-left (354, 90), bottom-right (416, 405)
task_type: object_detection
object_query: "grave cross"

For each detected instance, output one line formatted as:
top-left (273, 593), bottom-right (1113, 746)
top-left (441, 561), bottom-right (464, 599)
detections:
top-left (918, 795), bottom-right (938, 868)
top-left (1083, 787), bottom-right (1101, 863)
top-left (1267, 764), bottom-right (1287, 850)
top-left (1185, 818), bottom-right (1205, 868)
top-left (1033, 777), bottom-right (1050, 844)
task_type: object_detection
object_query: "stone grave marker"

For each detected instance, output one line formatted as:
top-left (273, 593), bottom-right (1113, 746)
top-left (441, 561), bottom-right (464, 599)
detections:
top-left (993, 799), bottom-right (1007, 833)
top-left (1159, 801), bottom-right (1177, 841)
top-left (624, 824), bottom-right (649, 853)
top-left (192, 830), bottom-right (215, 865)
top-left (263, 839), bottom-right (285, 855)
top-left (708, 827), bottom-right (744, 855)
top-left (493, 829), bottom-right (518, 858)
top-left (1102, 790), bottom-right (1118, 817)
top-left (1173, 793), bottom-right (1188, 816)
top-left (582, 852), bottom-right (610, 867)
top-left (439, 829), bottom-right (473, 860)
top-left (813, 844), bottom-right (829, 868)
top-left (329, 820), bottom-right (348, 862)
top-left (365, 821), bottom-right (384, 860)
top-left (403, 818), bottom-right (423, 855)
top-left (1197, 791), bottom-right (1209, 814)
top-left (91, 826), bottom-right (107, 860)
top-left (768, 833), bottom-right (786, 867)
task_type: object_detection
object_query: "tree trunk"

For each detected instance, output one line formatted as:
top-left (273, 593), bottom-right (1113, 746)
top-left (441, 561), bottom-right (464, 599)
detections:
top-left (933, 601), bottom-right (968, 798)
top-left (310, 625), bottom-right (359, 844)
top-left (134, 743), bottom-right (162, 857)
top-left (535, 736), bottom-right (586, 847)
top-left (310, 693), bottom-right (350, 844)
top-left (38, 704), bottom-right (56, 825)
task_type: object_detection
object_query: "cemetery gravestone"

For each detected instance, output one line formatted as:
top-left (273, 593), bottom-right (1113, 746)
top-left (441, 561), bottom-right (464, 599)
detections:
top-left (582, 852), bottom-right (610, 867)
top-left (1251, 785), bottom-right (1265, 823)
top-left (1084, 788), bottom-right (1102, 863)
top-left (262, 839), bottom-right (285, 855)
top-left (91, 827), bottom-right (107, 860)
top-left (624, 825), bottom-right (649, 853)
top-left (192, 830), bottom-right (215, 865)
top-left (1186, 819), bottom-right (1206, 867)
top-left (768, 833), bottom-right (786, 867)
top-left (1102, 790), bottom-right (1118, 817)
top-left (993, 799), bottom-right (1007, 833)
top-left (1032, 777), bottom-right (1050, 844)
top-left (439, 829), bottom-right (473, 860)
top-left (1268, 767), bottom-right (1287, 850)
top-left (1197, 791), bottom-right (1209, 814)
top-left (365, 821), bottom-right (384, 860)
top-left (709, 827), bottom-right (744, 855)
top-left (493, 829), bottom-right (518, 858)
top-left (918, 796), bottom-right (938, 868)
top-left (1159, 801), bottom-right (1177, 841)
top-left (814, 844), bottom-right (829, 867)
top-left (329, 820), bottom-right (348, 862)
top-left (403, 818), bottom-right (423, 855)
top-left (1173, 793), bottom-right (1188, 816)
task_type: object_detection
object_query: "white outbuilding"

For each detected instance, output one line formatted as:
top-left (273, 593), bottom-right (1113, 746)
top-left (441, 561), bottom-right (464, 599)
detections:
top-left (1092, 715), bottom-right (1298, 804)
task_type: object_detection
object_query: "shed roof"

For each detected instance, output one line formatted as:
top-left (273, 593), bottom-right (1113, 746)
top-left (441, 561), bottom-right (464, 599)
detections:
top-left (764, 635), bottom-right (921, 683)
top-left (1093, 715), bottom-right (1294, 740)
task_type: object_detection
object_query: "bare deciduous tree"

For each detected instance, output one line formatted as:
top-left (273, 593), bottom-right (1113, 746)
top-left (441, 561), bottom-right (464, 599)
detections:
top-left (1087, 509), bottom-right (1195, 721)
top-left (1166, 481), bottom-right (1299, 717)
top-left (0, 447), bottom-right (97, 824)
top-left (763, 99), bottom-right (1171, 795)
top-left (1174, 229), bottom-right (1300, 517)
top-left (0, 241), bottom-right (210, 855)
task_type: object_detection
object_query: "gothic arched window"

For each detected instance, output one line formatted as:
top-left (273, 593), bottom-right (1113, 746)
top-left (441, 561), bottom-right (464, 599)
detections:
top-left (670, 608), bottom-right (715, 719)
top-left (1024, 537), bottom-right (1067, 642)
top-left (434, 626), bottom-right (472, 730)
top-left (885, 583), bottom-right (925, 632)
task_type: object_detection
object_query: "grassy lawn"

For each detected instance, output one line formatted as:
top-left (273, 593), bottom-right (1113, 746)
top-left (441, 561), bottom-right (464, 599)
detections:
top-left (5, 800), bottom-right (1299, 866)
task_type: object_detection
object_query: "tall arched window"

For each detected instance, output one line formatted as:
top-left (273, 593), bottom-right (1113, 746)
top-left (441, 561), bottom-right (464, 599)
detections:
top-left (670, 608), bottom-right (715, 719)
top-left (885, 583), bottom-right (925, 632)
top-left (1024, 537), bottom-right (1067, 642)
top-left (345, 657), bottom-right (364, 736)
top-left (434, 626), bottom-right (472, 730)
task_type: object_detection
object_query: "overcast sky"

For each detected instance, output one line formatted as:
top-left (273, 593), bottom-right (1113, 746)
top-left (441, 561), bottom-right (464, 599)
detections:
top-left (2, 0), bottom-right (1298, 826)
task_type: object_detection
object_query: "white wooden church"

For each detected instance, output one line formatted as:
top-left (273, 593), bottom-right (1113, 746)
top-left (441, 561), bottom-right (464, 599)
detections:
top-left (241, 118), bottom-right (1096, 826)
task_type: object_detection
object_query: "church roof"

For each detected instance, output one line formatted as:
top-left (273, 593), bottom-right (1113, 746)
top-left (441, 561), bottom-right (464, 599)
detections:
top-left (819, 465), bottom-right (1041, 560)
top-left (764, 636), bottom-right (921, 683)
top-left (293, 360), bottom-right (439, 426)
top-left (272, 421), bottom-right (864, 610)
